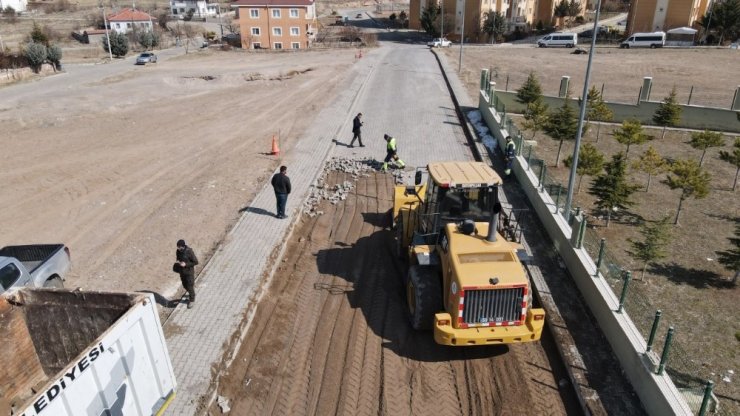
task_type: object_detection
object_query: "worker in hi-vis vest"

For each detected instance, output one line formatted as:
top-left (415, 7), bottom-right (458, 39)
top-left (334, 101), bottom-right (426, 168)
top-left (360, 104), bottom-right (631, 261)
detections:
top-left (504, 136), bottom-right (516, 178)
top-left (382, 134), bottom-right (405, 172)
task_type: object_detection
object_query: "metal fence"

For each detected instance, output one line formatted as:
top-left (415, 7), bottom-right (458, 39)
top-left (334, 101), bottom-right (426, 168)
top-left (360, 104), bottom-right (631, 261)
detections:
top-left (485, 96), bottom-right (726, 415)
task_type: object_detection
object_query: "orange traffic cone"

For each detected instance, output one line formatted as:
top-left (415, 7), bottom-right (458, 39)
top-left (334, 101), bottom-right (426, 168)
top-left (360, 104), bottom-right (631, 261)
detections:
top-left (271, 135), bottom-right (280, 156)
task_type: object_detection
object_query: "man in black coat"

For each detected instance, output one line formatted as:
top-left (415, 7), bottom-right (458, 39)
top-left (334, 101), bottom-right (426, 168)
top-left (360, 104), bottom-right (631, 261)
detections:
top-left (271, 165), bottom-right (292, 219)
top-left (349, 112), bottom-right (364, 147)
top-left (175, 239), bottom-right (199, 309)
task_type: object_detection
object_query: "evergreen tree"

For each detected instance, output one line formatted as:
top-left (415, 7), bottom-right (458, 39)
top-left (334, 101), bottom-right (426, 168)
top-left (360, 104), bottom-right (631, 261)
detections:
top-left (689, 130), bottom-right (725, 166)
top-left (420, 6), bottom-right (441, 36)
top-left (585, 86), bottom-right (613, 142)
top-left (719, 138), bottom-right (740, 191)
top-left (564, 142), bottom-right (604, 193)
top-left (588, 152), bottom-right (639, 227)
top-left (544, 96), bottom-right (580, 166)
top-left (553, 0), bottom-right (569, 26)
top-left (662, 159), bottom-right (711, 225)
top-left (627, 215), bottom-right (672, 280)
top-left (481, 11), bottom-right (507, 43)
top-left (613, 119), bottom-right (651, 156)
top-left (521, 98), bottom-right (549, 140)
top-left (24, 42), bottom-right (47, 72)
top-left (632, 146), bottom-right (668, 192)
top-left (715, 217), bottom-right (740, 285)
top-left (698, 0), bottom-right (740, 45)
top-left (102, 31), bottom-right (129, 57)
top-left (30, 23), bottom-right (49, 46)
top-left (653, 87), bottom-right (682, 139)
top-left (516, 72), bottom-right (543, 105)
top-left (138, 31), bottom-right (159, 50)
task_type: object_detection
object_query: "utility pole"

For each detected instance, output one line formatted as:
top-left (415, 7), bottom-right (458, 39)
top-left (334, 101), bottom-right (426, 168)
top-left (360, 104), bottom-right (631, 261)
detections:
top-left (218, 3), bottom-right (224, 40)
top-left (100, 1), bottom-right (114, 60)
top-left (563, 0), bottom-right (603, 221)
top-left (440, 0), bottom-right (444, 37)
top-left (457, 0), bottom-right (465, 73)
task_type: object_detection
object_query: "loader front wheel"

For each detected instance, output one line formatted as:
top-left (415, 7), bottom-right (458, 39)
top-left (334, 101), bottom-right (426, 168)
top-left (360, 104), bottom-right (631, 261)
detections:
top-left (407, 265), bottom-right (443, 330)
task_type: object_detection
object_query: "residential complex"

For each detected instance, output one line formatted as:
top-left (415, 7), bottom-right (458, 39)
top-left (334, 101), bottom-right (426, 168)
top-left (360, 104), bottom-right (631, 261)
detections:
top-left (626, 0), bottom-right (711, 34)
top-left (409, 0), bottom-right (585, 41)
top-left (231, 0), bottom-right (317, 49)
top-left (170, 0), bottom-right (220, 18)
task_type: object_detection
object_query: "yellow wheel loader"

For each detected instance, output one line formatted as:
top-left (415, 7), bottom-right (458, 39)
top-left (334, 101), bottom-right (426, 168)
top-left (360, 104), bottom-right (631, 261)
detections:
top-left (393, 161), bottom-right (545, 346)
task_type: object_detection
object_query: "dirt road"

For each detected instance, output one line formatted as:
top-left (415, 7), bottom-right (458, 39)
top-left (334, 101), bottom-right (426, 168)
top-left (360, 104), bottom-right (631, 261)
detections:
top-left (212, 171), bottom-right (578, 415)
top-left (0, 49), bottom-right (355, 298)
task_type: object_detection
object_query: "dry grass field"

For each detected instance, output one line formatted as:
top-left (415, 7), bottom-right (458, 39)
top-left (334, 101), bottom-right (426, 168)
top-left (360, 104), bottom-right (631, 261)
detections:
top-left (444, 46), bottom-right (740, 410)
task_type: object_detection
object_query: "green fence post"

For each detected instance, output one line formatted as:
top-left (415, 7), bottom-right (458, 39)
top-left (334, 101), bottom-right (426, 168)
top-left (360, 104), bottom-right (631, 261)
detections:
top-left (526, 146), bottom-right (533, 170)
top-left (698, 380), bottom-right (714, 416)
top-left (538, 163), bottom-right (547, 191)
top-left (594, 238), bottom-right (606, 277)
top-left (576, 217), bottom-right (587, 249)
top-left (554, 185), bottom-right (562, 214)
top-left (657, 326), bottom-right (675, 375)
top-left (617, 271), bottom-right (632, 313)
top-left (517, 133), bottom-right (524, 156)
top-left (646, 310), bottom-right (662, 352)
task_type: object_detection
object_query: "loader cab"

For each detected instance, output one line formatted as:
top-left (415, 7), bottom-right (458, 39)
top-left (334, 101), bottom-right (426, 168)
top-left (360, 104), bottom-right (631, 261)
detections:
top-left (417, 162), bottom-right (502, 243)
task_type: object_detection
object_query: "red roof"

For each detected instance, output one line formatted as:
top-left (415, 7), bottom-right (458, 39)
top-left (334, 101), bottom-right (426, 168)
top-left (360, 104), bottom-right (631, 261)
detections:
top-left (107, 8), bottom-right (155, 22)
top-left (232, 0), bottom-right (313, 6)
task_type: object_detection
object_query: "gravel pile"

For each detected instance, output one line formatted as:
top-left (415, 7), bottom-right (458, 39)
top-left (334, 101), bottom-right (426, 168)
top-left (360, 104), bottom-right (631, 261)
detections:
top-left (302, 157), bottom-right (410, 217)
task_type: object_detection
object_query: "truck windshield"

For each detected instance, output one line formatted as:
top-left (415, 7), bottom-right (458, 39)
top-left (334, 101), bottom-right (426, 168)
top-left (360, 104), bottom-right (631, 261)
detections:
top-left (437, 186), bottom-right (496, 220)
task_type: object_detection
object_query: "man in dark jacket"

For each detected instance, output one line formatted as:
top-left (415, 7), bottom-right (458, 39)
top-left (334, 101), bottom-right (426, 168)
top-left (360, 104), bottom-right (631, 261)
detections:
top-left (349, 112), bottom-right (364, 147)
top-left (271, 165), bottom-right (291, 219)
top-left (175, 239), bottom-right (199, 309)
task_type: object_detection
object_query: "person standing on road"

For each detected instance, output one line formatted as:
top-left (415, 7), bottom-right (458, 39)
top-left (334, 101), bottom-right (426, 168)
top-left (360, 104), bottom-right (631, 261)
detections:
top-left (382, 134), bottom-right (405, 172)
top-left (350, 113), bottom-right (364, 147)
top-left (271, 165), bottom-right (291, 219)
top-left (175, 239), bottom-right (199, 309)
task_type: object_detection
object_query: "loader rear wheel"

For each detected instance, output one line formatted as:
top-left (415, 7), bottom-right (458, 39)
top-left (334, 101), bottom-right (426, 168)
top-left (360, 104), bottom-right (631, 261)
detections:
top-left (406, 265), bottom-right (443, 330)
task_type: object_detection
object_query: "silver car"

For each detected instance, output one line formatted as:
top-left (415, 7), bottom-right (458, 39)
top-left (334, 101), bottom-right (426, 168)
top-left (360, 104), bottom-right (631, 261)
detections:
top-left (136, 52), bottom-right (158, 65)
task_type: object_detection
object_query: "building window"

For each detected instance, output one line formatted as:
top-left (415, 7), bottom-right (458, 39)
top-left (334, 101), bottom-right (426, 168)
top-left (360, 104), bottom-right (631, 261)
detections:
top-left (272, 9), bottom-right (281, 18)
top-left (289, 8), bottom-right (299, 18)
top-left (273, 27), bottom-right (282, 36)
top-left (116, 23), bottom-right (121, 29)
top-left (127, 23), bottom-right (132, 28)
top-left (253, 42), bottom-right (261, 49)
top-left (291, 42), bottom-right (300, 49)
top-left (274, 42), bottom-right (283, 49)
top-left (251, 27), bottom-right (260, 36)
top-left (290, 27), bottom-right (299, 36)
top-left (250, 9), bottom-right (259, 18)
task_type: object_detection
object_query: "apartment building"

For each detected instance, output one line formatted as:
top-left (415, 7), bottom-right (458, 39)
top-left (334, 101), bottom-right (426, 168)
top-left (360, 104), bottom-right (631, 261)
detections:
top-left (232, 0), bottom-right (317, 50)
top-left (626, 0), bottom-right (710, 34)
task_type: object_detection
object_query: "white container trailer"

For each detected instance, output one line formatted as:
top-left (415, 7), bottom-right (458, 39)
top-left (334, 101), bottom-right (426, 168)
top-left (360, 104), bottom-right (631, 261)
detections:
top-left (0, 288), bottom-right (176, 416)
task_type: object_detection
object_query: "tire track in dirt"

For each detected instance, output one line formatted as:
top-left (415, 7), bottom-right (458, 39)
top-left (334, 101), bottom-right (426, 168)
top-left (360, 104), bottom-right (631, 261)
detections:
top-left (211, 172), bottom-right (576, 416)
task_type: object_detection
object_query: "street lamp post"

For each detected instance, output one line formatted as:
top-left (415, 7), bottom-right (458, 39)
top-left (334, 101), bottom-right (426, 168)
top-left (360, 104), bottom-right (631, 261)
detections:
top-left (457, 0), bottom-right (465, 73)
top-left (563, 0), bottom-right (603, 221)
top-left (99, 1), bottom-right (113, 60)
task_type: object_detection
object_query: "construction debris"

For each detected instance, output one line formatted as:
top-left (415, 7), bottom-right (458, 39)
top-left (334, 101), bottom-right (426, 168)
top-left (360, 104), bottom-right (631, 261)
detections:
top-left (217, 395), bottom-right (230, 413)
top-left (302, 157), bottom-right (408, 217)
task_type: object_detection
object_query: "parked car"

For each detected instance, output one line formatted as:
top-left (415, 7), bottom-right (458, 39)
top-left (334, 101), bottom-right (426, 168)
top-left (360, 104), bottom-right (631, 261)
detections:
top-left (579, 26), bottom-right (608, 39)
top-left (620, 31), bottom-right (666, 48)
top-left (427, 37), bottom-right (451, 47)
top-left (0, 244), bottom-right (71, 292)
top-left (136, 52), bottom-right (158, 65)
top-left (356, 13), bottom-right (363, 18)
top-left (538, 32), bottom-right (577, 47)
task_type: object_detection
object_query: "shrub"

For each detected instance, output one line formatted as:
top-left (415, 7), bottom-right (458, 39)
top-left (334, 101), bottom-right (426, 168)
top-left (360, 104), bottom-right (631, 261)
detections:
top-left (30, 23), bottom-right (49, 46)
top-left (24, 42), bottom-right (47, 72)
top-left (46, 44), bottom-right (62, 69)
top-left (137, 31), bottom-right (159, 49)
top-left (102, 31), bottom-right (129, 57)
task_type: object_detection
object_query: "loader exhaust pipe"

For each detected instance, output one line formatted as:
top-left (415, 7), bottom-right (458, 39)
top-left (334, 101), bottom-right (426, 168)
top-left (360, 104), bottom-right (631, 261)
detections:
top-left (487, 203), bottom-right (502, 242)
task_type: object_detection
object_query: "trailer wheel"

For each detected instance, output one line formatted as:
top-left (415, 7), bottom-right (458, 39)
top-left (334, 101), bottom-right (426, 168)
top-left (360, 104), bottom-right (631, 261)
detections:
top-left (44, 276), bottom-right (64, 289)
top-left (406, 265), bottom-right (443, 330)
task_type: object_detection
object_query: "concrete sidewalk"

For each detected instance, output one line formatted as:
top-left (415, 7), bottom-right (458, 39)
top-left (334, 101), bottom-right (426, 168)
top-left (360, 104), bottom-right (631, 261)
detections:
top-left (163, 48), bottom-right (387, 415)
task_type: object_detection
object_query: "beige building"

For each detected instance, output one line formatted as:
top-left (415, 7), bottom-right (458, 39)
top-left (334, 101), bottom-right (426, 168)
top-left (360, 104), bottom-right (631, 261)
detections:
top-left (232, 0), bottom-right (317, 49)
top-left (409, 0), bottom-right (583, 41)
top-left (626, 0), bottom-right (710, 34)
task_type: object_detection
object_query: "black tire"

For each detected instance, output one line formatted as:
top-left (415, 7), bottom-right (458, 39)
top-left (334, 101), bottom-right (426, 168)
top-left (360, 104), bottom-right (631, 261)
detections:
top-left (44, 276), bottom-right (64, 289)
top-left (650, 44), bottom-right (656, 49)
top-left (406, 265), bottom-right (443, 330)
top-left (567, 43), bottom-right (574, 48)
top-left (624, 44), bottom-right (630, 49)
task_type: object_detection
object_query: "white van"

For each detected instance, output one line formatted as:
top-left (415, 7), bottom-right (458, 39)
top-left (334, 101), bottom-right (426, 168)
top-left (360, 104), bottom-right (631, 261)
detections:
top-left (620, 32), bottom-right (666, 48)
top-left (538, 33), bottom-right (577, 48)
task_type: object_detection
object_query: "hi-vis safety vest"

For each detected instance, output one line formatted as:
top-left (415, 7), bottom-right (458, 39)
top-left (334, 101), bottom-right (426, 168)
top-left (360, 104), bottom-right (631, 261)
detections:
top-left (387, 137), bottom-right (397, 152)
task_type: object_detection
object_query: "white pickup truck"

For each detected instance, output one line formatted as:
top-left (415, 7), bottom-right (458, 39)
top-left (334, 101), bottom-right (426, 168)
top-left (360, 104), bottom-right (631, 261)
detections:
top-left (427, 37), bottom-right (452, 47)
top-left (0, 244), bottom-right (71, 293)
top-left (1, 288), bottom-right (177, 416)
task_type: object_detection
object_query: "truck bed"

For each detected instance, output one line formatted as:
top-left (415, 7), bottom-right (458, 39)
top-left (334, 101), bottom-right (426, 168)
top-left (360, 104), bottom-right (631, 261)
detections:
top-left (0, 245), bottom-right (64, 274)
top-left (0, 289), bottom-right (175, 416)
